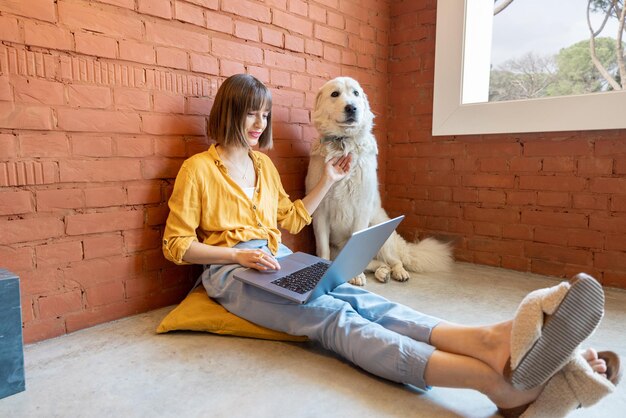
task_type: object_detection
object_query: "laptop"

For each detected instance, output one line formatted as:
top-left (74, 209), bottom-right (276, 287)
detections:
top-left (233, 216), bottom-right (404, 304)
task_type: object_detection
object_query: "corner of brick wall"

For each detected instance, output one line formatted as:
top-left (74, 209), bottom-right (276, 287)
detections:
top-left (387, 0), bottom-right (626, 289)
top-left (0, 0), bottom-right (390, 343)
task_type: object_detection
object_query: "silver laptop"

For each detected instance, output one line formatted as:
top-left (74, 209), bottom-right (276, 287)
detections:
top-left (233, 216), bottom-right (404, 304)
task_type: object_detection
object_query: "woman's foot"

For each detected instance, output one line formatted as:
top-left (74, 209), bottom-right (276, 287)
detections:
top-left (508, 273), bottom-right (605, 390)
top-left (490, 378), bottom-right (543, 411)
top-left (496, 348), bottom-right (620, 418)
top-left (583, 348), bottom-right (622, 385)
top-left (582, 348), bottom-right (608, 376)
top-left (435, 275), bottom-right (605, 384)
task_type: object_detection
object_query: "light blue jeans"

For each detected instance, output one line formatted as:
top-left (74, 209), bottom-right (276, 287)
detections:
top-left (201, 240), bottom-right (441, 390)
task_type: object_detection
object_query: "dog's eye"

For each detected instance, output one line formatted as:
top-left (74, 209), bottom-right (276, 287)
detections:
top-left (331, 91), bottom-right (340, 98)
top-left (353, 90), bottom-right (359, 96)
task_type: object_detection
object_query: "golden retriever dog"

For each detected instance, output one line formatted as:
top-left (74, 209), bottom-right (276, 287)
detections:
top-left (305, 77), bottom-right (453, 285)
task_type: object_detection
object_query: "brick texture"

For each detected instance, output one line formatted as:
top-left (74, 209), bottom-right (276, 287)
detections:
top-left (386, 0), bottom-right (626, 290)
top-left (0, 0), bottom-right (390, 343)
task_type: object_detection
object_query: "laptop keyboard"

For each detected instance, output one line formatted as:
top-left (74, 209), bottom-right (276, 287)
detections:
top-left (271, 262), bottom-right (330, 294)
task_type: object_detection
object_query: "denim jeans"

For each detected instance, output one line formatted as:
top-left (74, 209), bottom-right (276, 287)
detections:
top-left (201, 240), bottom-right (441, 389)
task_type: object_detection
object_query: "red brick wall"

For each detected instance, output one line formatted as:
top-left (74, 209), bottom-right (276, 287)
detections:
top-left (7, 0), bottom-right (623, 344)
top-left (387, 0), bottom-right (626, 289)
top-left (0, 0), bottom-right (390, 343)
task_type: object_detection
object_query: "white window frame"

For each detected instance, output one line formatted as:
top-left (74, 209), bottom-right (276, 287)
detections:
top-left (432, 0), bottom-right (626, 136)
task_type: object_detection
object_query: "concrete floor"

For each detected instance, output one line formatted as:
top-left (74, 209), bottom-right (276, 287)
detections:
top-left (1, 262), bottom-right (625, 418)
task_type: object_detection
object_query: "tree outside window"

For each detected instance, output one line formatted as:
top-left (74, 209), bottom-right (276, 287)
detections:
top-left (490, 0), bottom-right (625, 102)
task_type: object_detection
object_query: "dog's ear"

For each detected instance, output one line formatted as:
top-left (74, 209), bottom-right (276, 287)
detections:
top-left (362, 88), bottom-right (375, 123)
top-left (314, 86), bottom-right (325, 113)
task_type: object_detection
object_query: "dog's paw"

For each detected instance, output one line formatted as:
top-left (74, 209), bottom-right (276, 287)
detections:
top-left (348, 273), bottom-right (367, 286)
top-left (391, 264), bottom-right (410, 282)
top-left (374, 265), bottom-right (390, 283)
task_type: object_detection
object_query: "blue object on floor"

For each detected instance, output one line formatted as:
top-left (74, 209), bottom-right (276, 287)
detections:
top-left (0, 269), bottom-right (25, 399)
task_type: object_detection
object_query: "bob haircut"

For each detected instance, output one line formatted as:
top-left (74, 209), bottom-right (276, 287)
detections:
top-left (208, 74), bottom-right (273, 149)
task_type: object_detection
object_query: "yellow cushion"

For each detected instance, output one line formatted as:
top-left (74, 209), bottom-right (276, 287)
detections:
top-left (156, 286), bottom-right (308, 342)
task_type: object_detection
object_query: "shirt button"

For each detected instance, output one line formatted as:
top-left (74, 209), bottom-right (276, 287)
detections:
top-left (252, 205), bottom-right (257, 210)
top-left (257, 222), bottom-right (262, 227)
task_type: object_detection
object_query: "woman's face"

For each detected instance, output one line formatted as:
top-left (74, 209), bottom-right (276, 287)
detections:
top-left (244, 106), bottom-right (269, 147)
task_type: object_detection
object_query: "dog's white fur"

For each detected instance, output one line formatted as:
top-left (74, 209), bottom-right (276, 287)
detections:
top-left (305, 77), bottom-right (453, 285)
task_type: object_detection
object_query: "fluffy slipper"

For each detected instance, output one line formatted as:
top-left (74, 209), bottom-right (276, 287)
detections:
top-left (507, 273), bottom-right (605, 390)
top-left (598, 350), bottom-right (622, 385)
top-left (499, 350), bottom-right (619, 418)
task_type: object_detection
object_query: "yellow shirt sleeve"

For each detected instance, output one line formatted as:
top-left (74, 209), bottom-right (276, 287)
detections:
top-left (162, 162), bottom-right (199, 265)
top-left (272, 163), bottom-right (312, 234)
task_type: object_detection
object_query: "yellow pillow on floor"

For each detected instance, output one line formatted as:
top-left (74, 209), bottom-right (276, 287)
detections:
top-left (156, 286), bottom-right (308, 342)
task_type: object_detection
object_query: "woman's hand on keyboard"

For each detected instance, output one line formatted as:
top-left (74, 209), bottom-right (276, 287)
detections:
top-left (234, 249), bottom-right (281, 271)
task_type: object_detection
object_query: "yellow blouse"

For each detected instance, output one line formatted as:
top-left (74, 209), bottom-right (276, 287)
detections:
top-left (162, 144), bottom-right (312, 265)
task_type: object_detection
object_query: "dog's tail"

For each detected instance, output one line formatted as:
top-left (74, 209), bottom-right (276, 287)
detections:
top-left (397, 236), bottom-right (454, 273)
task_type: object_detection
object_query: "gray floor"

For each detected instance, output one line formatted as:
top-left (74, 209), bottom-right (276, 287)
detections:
top-left (1, 262), bottom-right (625, 418)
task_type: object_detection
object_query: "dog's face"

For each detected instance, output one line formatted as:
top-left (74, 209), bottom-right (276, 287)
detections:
top-left (313, 77), bottom-right (374, 138)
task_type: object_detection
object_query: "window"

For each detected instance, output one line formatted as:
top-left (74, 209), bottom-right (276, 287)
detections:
top-left (432, 0), bottom-right (626, 136)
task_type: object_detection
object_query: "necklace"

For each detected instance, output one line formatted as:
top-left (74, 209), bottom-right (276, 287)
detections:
top-left (220, 150), bottom-right (251, 182)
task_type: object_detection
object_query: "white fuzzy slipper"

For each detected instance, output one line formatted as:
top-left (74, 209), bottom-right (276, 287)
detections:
top-left (506, 273), bottom-right (605, 390)
top-left (519, 350), bottom-right (617, 418)
top-left (499, 350), bottom-right (619, 418)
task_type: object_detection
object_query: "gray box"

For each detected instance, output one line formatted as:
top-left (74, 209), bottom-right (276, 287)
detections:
top-left (0, 269), bottom-right (25, 399)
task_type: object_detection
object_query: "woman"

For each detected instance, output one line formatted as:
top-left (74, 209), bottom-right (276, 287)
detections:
top-left (163, 74), bottom-right (619, 417)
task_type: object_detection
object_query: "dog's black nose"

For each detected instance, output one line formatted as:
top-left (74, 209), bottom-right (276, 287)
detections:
top-left (344, 104), bottom-right (356, 114)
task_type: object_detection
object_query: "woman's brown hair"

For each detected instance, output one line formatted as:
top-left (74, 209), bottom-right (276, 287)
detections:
top-left (208, 74), bottom-right (273, 149)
